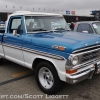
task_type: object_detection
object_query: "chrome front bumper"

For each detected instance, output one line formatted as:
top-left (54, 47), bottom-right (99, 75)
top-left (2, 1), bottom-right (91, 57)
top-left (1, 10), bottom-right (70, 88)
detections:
top-left (67, 60), bottom-right (100, 84)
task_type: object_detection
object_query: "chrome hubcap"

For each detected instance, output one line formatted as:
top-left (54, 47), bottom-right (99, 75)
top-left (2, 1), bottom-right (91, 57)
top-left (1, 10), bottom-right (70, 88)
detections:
top-left (39, 67), bottom-right (54, 89)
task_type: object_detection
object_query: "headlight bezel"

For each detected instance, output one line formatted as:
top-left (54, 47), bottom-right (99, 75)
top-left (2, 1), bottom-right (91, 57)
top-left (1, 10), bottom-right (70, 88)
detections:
top-left (66, 54), bottom-right (81, 69)
top-left (70, 55), bottom-right (79, 66)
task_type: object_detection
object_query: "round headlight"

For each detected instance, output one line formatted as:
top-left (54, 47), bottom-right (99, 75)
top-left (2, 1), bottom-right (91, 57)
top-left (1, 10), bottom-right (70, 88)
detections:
top-left (71, 56), bottom-right (79, 66)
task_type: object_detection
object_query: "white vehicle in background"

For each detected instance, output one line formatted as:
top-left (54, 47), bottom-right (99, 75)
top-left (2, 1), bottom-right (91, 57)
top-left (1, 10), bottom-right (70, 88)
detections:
top-left (74, 21), bottom-right (100, 34)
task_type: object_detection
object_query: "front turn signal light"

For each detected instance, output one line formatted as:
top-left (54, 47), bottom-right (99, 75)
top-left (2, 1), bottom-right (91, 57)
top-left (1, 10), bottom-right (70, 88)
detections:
top-left (66, 69), bottom-right (77, 74)
top-left (58, 46), bottom-right (66, 51)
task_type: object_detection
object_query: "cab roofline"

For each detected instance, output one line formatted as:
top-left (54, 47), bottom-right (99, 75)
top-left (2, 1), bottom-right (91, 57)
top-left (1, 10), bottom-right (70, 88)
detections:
top-left (9, 11), bottom-right (62, 17)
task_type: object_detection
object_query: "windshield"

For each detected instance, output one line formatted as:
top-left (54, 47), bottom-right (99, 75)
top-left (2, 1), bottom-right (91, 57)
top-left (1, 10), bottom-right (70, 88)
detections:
top-left (92, 22), bottom-right (100, 34)
top-left (25, 16), bottom-right (70, 33)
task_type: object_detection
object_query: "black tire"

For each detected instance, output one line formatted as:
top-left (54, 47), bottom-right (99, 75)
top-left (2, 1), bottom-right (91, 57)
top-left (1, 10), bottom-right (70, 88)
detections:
top-left (35, 62), bottom-right (65, 94)
top-left (0, 58), bottom-right (3, 65)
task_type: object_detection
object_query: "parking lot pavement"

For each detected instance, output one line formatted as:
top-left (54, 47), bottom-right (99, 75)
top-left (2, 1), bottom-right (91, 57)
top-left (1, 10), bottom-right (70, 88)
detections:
top-left (0, 60), bottom-right (100, 100)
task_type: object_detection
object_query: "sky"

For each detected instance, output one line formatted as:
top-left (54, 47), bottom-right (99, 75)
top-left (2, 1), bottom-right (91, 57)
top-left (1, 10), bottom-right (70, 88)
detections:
top-left (0, 0), bottom-right (100, 16)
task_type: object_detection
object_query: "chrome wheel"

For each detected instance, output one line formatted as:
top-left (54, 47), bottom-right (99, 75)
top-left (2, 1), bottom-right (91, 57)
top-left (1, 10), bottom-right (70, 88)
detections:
top-left (38, 67), bottom-right (54, 89)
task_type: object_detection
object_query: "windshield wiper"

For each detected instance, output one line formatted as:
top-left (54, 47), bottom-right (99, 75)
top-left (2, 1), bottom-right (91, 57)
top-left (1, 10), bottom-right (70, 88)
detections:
top-left (54, 28), bottom-right (70, 31)
top-left (55, 28), bottom-right (66, 30)
top-left (33, 29), bottom-right (48, 31)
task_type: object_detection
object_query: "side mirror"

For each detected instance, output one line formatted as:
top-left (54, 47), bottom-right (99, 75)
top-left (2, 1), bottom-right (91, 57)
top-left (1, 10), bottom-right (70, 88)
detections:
top-left (82, 30), bottom-right (88, 33)
top-left (13, 30), bottom-right (20, 36)
top-left (13, 30), bottom-right (17, 36)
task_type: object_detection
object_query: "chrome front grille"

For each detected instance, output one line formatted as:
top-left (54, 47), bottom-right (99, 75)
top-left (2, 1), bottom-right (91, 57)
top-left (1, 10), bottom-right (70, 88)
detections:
top-left (81, 50), bottom-right (99, 63)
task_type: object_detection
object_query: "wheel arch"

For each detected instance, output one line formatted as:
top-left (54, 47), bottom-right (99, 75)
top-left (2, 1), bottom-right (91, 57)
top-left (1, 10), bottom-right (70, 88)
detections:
top-left (32, 57), bottom-right (59, 78)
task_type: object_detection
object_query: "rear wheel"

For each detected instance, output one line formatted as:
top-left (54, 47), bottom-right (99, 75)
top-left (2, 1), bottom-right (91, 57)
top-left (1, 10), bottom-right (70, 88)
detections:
top-left (35, 62), bottom-right (65, 94)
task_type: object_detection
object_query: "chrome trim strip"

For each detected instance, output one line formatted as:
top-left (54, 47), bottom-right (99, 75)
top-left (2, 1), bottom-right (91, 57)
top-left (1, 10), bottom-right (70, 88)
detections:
top-left (22, 47), bottom-right (65, 60)
top-left (3, 43), bottom-right (22, 50)
top-left (26, 31), bottom-right (51, 34)
top-left (72, 45), bottom-right (100, 53)
top-left (3, 43), bottom-right (65, 60)
top-left (71, 48), bottom-right (100, 56)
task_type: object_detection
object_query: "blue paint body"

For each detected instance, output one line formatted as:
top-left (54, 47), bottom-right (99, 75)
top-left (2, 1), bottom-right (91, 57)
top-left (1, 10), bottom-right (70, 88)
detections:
top-left (1, 16), bottom-right (100, 59)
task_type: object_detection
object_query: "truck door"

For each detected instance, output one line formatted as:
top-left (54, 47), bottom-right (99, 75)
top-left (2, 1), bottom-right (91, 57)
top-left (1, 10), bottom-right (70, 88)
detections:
top-left (3, 16), bottom-right (25, 66)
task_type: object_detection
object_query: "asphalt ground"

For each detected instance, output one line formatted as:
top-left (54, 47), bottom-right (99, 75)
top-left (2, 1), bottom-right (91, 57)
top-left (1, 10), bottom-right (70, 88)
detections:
top-left (0, 59), bottom-right (100, 100)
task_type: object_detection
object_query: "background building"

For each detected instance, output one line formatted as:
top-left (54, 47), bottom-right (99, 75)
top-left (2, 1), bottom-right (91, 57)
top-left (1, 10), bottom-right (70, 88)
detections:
top-left (0, 12), bottom-right (11, 21)
top-left (0, 11), bottom-right (95, 23)
top-left (91, 10), bottom-right (100, 21)
top-left (64, 15), bottom-right (95, 23)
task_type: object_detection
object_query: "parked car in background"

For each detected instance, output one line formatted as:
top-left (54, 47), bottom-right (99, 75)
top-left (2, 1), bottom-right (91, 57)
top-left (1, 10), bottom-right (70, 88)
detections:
top-left (0, 21), bottom-right (5, 33)
top-left (74, 21), bottom-right (100, 34)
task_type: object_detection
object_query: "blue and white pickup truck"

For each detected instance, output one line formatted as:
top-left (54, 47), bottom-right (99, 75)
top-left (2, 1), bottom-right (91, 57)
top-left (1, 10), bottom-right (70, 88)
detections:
top-left (0, 11), bottom-right (100, 94)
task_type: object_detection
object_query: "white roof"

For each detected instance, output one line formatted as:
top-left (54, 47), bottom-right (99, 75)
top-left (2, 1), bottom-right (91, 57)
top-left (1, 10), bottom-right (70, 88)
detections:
top-left (9, 11), bottom-right (62, 17)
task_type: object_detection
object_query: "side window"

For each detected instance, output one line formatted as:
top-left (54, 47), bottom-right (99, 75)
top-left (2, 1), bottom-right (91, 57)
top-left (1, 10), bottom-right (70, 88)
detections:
top-left (77, 23), bottom-right (93, 33)
top-left (9, 18), bottom-right (22, 33)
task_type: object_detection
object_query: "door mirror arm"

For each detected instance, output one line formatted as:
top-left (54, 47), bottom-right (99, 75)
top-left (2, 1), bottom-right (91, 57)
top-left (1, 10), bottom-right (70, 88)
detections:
top-left (13, 30), bottom-right (20, 36)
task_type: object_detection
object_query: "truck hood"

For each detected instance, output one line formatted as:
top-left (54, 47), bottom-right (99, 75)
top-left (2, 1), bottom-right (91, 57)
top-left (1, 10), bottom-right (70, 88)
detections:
top-left (31, 31), bottom-right (100, 54)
